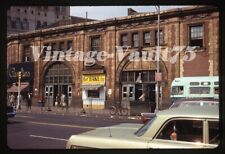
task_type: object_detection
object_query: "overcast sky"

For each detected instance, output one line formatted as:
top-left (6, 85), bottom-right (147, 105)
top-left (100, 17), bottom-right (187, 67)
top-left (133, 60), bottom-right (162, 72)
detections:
top-left (70, 6), bottom-right (192, 20)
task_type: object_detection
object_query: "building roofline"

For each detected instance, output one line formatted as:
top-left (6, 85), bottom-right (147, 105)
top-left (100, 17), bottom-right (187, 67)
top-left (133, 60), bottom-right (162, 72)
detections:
top-left (7, 5), bottom-right (218, 41)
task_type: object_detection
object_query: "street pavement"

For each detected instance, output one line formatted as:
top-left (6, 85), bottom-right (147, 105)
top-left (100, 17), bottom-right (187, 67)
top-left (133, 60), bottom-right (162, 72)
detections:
top-left (7, 110), bottom-right (141, 149)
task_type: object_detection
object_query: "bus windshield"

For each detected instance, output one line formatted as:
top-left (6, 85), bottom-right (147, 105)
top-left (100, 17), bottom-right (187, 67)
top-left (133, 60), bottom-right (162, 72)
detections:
top-left (172, 86), bottom-right (184, 95)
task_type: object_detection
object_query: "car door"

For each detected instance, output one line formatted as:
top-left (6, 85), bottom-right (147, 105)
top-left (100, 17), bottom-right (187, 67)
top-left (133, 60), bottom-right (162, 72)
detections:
top-left (148, 118), bottom-right (207, 148)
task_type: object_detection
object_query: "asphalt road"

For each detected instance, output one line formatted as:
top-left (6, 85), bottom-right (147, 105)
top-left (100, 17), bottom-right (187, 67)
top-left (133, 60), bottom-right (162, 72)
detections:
top-left (7, 112), bottom-right (141, 149)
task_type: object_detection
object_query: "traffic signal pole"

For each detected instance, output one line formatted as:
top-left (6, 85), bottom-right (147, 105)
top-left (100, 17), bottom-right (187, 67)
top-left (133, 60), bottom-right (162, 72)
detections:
top-left (17, 71), bottom-right (21, 110)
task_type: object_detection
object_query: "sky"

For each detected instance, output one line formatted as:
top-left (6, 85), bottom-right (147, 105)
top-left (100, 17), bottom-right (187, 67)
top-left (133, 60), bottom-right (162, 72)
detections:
top-left (70, 6), bottom-right (192, 20)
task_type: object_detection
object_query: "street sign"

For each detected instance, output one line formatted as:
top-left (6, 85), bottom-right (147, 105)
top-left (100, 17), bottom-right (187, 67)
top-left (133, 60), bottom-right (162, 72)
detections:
top-left (155, 72), bottom-right (162, 82)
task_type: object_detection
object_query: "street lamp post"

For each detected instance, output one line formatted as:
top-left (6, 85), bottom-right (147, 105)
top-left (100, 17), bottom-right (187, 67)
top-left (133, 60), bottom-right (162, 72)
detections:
top-left (155, 6), bottom-right (161, 112)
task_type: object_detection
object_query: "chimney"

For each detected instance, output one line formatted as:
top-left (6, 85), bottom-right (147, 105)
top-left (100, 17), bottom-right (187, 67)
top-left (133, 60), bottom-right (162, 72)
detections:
top-left (128, 8), bottom-right (138, 15)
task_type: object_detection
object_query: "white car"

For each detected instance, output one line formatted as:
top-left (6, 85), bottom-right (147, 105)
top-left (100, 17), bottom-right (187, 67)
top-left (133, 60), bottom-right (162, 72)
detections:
top-left (66, 106), bottom-right (219, 149)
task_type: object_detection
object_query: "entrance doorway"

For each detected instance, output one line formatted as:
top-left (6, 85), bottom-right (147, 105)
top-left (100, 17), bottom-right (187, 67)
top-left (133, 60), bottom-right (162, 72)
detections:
top-left (44, 62), bottom-right (73, 107)
top-left (120, 70), bottom-right (156, 113)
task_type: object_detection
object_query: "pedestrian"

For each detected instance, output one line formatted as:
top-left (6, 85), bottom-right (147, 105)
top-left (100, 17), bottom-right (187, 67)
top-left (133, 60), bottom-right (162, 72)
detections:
top-left (9, 93), bottom-right (16, 107)
top-left (61, 93), bottom-right (66, 110)
top-left (27, 92), bottom-right (32, 111)
top-left (55, 94), bottom-right (60, 107)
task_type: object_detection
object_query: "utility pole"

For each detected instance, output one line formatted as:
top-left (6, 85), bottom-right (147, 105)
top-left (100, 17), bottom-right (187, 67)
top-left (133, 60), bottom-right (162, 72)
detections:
top-left (17, 71), bottom-right (22, 110)
top-left (155, 6), bottom-right (161, 112)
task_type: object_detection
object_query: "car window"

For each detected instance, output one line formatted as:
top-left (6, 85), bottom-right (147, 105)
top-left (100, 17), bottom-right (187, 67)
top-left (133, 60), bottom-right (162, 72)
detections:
top-left (135, 115), bottom-right (156, 136)
top-left (156, 119), bottom-right (203, 143)
top-left (208, 121), bottom-right (219, 145)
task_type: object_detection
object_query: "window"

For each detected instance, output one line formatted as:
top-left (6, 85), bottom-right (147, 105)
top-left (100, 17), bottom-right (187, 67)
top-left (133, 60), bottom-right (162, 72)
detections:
top-left (189, 87), bottom-right (210, 94)
top-left (23, 18), bottom-right (29, 29)
top-left (208, 121), bottom-right (219, 144)
top-left (67, 41), bottom-right (73, 50)
top-left (123, 86), bottom-right (128, 98)
top-left (23, 45), bottom-right (31, 62)
top-left (214, 87), bottom-right (219, 95)
top-left (156, 119), bottom-right (203, 143)
top-left (91, 36), bottom-right (100, 51)
top-left (16, 18), bottom-right (20, 29)
top-left (36, 20), bottom-right (41, 29)
top-left (11, 20), bottom-right (16, 28)
top-left (51, 43), bottom-right (57, 51)
top-left (24, 9), bottom-right (27, 13)
top-left (132, 33), bottom-right (139, 47)
top-left (17, 8), bottom-right (20, 12)
top-left (155, 30), bottom-right (164, 45)
top-left (120, 34), bottom-right (128, 46)
top-left (190, 82), bottom-right (200, 86)
top-left (172, 86), bottom-right (184, 95)
top-left (88, 90), bottom-right (99, 98)
top-left (201, 81), bottom-right (210, 86)
top-left (189, 25), bottom-right (203, 48)
top-left (59, 42), bottom-right (64, 51)
top-left (143, 32), bottom-right (150, 45)
top-left (44, 13), bottom-right (47, 17)
top-left (43, 21), bottom-right (47, 27)
top-left (31, 10), bottom-right (34, 14)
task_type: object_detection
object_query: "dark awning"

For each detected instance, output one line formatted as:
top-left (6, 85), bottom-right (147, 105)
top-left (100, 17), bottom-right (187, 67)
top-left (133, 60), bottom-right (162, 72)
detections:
top-left (81, 84), bottom-right (103, 90)
top-left (7, 83), bottom-right (29, 93)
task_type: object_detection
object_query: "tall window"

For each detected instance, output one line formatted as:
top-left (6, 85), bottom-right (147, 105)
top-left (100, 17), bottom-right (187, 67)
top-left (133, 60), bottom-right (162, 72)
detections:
top-left (59, 42), bottom-right (64, 51)
top-left (23, 45), bottom-right (31, 62)
top-left (189, 25), bottom-right (203, 48)
top-left (120, 34), bottom-right (128, 46)
top-left (67, 41), bottom-right (73, 50)
top-left (143, 32), bottom-right (150, 45)
top-left (155, 30), bottom-right (164, 45)
top-left (51, 43), bottom-right (57, 51)
top-left (91, 36), bottom-right (100, 51)
top-left (132, 33), bottom-right (139, 47)
top-left (36, 20), bottom-right (41, 29)
top-left (16, 18), bottom-right (20, 29)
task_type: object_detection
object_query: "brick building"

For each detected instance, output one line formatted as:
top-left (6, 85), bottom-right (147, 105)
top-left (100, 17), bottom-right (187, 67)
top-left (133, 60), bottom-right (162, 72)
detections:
top-left (7, 6), bottom-right (219, 114)
top-left (7, 6), bottom-right (70, 35)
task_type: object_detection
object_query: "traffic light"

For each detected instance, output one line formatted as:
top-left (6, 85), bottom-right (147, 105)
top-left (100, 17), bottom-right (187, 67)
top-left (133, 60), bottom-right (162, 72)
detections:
top-left (18, 71), bottom-right (22, 80)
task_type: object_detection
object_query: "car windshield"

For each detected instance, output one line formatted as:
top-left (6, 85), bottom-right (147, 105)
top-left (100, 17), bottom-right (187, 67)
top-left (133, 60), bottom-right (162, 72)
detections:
top-left (135, 115), bottom-right (156, 136)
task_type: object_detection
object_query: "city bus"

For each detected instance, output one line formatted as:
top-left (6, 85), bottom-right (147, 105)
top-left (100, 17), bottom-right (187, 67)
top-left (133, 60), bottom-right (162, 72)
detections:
top-left (170, 76), bottom-right (219, 101)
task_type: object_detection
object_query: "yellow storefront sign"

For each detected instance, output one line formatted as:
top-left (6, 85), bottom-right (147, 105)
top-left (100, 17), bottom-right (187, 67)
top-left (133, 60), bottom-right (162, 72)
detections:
top-left (82, 74), bottom-right (105, 85)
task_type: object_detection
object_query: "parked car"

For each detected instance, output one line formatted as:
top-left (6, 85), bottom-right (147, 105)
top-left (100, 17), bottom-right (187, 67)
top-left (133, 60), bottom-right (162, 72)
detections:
top-left (7, 105), bottom-right (16, 119)
top-left (66, 106), bottom-right (219, 149)
top-left (141, 99), bottom-right (218, 124)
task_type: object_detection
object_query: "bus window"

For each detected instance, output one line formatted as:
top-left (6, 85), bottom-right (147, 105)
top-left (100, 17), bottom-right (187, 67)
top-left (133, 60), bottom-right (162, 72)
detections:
top-left (190, 82), bottom-right (199, 86)
top-left (214, 81), bottom-right (219, 85)
top-left (172, 86), bottom-right (184, 95)
top-left (214, 87), bottom-right (219, 94)
top-left (201, 81), bottom-right (210, 86)
top-left (189, 87), bottom-right (210, 94)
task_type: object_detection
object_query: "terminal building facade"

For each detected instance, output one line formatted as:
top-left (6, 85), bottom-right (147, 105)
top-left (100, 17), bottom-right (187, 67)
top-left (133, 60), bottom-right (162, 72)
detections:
top-left (7, 6), bottom-right (219, 114)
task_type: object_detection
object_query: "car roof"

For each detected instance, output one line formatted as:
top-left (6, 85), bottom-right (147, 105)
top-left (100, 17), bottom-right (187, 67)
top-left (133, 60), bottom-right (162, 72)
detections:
top-left (173, 98), bottom-right (219, 103)
top-left (157, 106), bottom-right (219, 119)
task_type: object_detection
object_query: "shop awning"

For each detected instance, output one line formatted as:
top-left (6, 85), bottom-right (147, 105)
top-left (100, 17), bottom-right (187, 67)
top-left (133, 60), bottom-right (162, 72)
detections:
top-left (81, 84), bottom-right (103, 90)
top-left (7, 83), bottom-right (29, 93)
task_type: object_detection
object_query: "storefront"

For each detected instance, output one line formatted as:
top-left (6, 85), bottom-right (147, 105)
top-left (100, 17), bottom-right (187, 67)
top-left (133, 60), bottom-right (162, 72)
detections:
top-left (82, 73), bottom-right (106, 109)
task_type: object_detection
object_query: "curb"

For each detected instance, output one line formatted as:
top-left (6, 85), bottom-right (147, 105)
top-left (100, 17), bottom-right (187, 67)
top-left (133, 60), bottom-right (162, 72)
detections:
top-left (16, 107), bottom-right (141, 121)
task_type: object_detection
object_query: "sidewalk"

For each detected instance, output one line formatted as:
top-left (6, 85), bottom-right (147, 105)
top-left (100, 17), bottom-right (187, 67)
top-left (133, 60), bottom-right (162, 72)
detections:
top-left (16, 105), bottom-right (141, 120)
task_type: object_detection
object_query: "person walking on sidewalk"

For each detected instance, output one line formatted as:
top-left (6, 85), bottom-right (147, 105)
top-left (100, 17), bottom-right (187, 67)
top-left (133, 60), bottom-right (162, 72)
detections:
top-left (61, 93), bottom-right (66, 110)
top-left (26, 92), bottom-right (32, 111)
